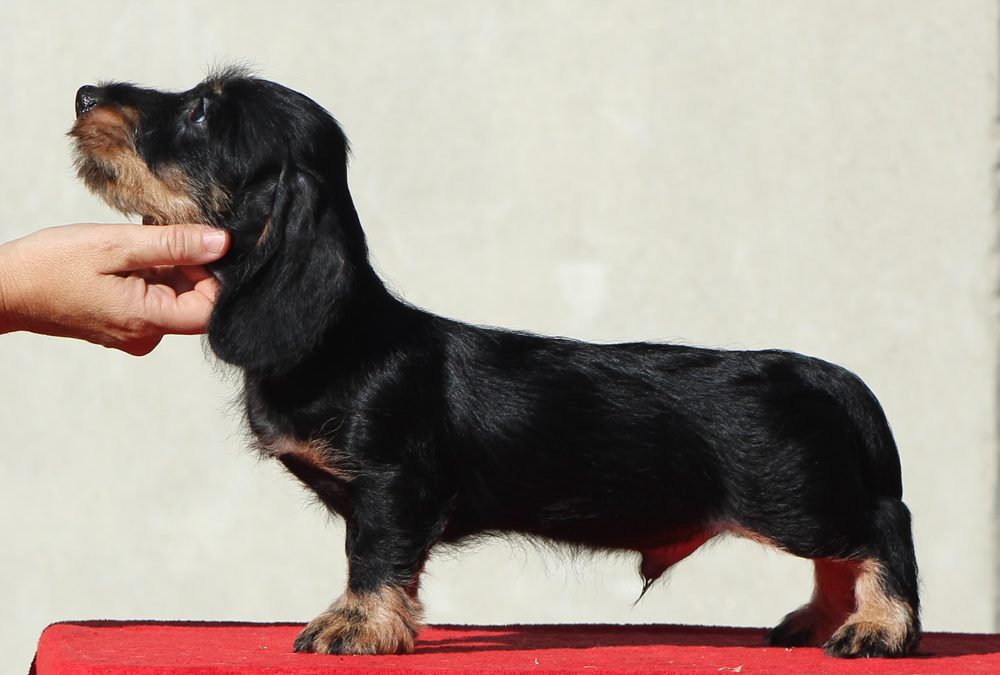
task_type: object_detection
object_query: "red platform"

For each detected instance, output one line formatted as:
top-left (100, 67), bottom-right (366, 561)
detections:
top-left (31, 622), bottom-right (1000, 674)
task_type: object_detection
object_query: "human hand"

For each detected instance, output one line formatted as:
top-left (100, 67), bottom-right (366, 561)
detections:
top-left (0, 223), bottom-right (230, 355)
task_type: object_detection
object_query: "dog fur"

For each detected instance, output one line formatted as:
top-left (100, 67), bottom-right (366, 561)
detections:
top-left (69, 69), bottom-right (921, 658)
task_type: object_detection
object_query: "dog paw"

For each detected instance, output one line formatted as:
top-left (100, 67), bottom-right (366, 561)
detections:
top-left (823, 620), bottom-right (917, 658)
top-left (768, 613), bottom-right (819, 648)
top-left (768, 602), bottom-right (844, 648)
top-left (293, 588), bottom-right (423, 655)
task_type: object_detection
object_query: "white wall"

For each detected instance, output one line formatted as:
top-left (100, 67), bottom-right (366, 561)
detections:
top-left (0, 0), bottom-right (995, 669)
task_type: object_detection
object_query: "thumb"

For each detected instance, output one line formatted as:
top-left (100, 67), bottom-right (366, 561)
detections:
top-left (111, 224), bottom-right (230, 271)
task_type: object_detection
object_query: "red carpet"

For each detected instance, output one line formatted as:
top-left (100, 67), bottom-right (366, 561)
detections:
top-left (32, 622), bottom-right (1000, 674)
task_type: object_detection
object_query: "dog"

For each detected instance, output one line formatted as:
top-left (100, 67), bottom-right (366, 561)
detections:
top-left (69, 68), bottom-right (920, 658)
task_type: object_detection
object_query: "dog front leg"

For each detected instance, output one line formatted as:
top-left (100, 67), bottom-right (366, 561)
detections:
top-left (293, 495), bottom-right (436, 655)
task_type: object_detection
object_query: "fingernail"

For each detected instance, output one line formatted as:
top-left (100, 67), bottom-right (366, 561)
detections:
top-left (202, 231), bottom-right (226, 254)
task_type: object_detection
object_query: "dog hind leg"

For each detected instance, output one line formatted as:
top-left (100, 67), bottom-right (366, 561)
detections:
top-left (768, 558), bottom-right (858, 647)
top-left (823, 499), bottom-right (920, 658)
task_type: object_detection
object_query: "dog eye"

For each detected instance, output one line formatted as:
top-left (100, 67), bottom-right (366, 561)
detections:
top-left (189, 97), bottom-right (208, 124)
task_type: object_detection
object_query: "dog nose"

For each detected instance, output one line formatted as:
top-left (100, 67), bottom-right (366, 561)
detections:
top-left (75, 85), bottom-right (101, 117)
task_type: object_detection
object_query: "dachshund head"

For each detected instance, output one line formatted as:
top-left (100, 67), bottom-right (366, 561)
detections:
top-left (70, 68), bottom-right (368, 374)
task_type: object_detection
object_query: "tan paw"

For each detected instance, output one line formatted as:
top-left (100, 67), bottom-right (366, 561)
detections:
top-left (293, 587), bottom-right (423, 655)
top-left (824, 619), bottom-right (918, 658)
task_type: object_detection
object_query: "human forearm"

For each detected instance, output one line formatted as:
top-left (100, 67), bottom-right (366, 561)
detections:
top-left (0, 237), bottom-right (27, 335)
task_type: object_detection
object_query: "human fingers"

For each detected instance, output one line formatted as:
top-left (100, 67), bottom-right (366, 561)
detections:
top-left (140, 279), bottom-right (219, 335)
top-left (103, 224), bottom-right (229, 272)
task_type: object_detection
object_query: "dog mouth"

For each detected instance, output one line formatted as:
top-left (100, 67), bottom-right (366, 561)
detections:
top-left (71, 87), bottom-right (228, 230)
top-left (70, 102), bottom-right (206, 228)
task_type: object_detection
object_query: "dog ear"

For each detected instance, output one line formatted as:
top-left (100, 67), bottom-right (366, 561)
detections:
top-left (208, 164), bottom-right (355, 374)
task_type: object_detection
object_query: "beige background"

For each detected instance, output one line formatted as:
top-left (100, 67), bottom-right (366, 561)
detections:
top-left (0, 0), bottom-right (996, 669)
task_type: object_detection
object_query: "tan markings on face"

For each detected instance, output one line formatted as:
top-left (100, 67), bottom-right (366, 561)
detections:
top-left (828, 558), bottom-right (916, 654)
top-left (69, 105), bottom-right (228, 224)
top-left (302, 586), bottom-right (424, 655)
top-left (257, 435), bottom-right (354, 482)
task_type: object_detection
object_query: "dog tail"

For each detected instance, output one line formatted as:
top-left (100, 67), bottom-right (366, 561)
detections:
top-left (838, 371), bottom-right (903, 500)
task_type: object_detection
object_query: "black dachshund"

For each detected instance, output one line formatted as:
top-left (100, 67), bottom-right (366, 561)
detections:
top-left (69, 69), bottom-right (920, 658)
